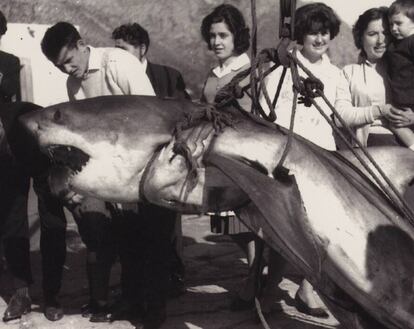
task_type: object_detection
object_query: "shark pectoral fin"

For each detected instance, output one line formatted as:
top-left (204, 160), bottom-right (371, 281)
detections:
top-left (204, 153), bottom-right (323, 277)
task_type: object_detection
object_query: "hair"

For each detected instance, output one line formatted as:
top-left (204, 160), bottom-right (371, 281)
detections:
top-left (112, 23), bottom-right (150, 52)
top-left (0, 10), bottom-right (7, 36)
top-left (294, 2), bottom-right (341, 44)
top-left (200, 4), bottom-right (250, 55)
top-left (41, 22), bottom-right (81, 61)
top-left (389, 0), bottom-right (414, 21)
top-left (352, 7), bottom-right (389, 54)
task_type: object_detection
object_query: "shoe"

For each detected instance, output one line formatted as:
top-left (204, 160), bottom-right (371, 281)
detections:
top-left (89, 304), bottom-right (112, 323)
top-left (229, 295), bottom-right (255, 311)
top-left (3, 293), bottom-right (31, 322)
top-left (294, 294), bottom-right (329, 318)
top-left (44, 298), bottom-right (64, 321)
top-left (81, 300), bottom-right (98, 318)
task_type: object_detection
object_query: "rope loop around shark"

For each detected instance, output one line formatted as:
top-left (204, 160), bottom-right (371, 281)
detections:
top-left (19, 93), bottom-right (414, 329)
top-left (209, 0), bottom-right (414, 228)
top-left (182, 39), bottom-right (414, 231)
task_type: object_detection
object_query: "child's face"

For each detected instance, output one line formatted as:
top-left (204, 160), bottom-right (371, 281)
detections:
top-left (389, 12), bottom-right (414, 39)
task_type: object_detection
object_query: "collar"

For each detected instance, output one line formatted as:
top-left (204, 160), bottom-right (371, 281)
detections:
top-left (82, 46), bottom-right (101, 78)
top-left (212, 53), bottom-right (250, 78)
top-left (358, 55), bottom-right (387, 83)
top-left (87, 46), bottom-right (101, 71)
top-left (296, 48), bottom-right (331, 67)
top-left (358, 54), bottom-right (385, 68)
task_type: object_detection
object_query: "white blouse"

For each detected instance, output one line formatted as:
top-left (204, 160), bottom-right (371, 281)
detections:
top-left (260, 49), bottom-right (340, 150)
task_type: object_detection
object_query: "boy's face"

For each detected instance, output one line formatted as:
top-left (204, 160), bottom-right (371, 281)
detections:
top-left (390, 12), bottom-right (414, 39)
top-left (53, 40), bottom-right (90, 78)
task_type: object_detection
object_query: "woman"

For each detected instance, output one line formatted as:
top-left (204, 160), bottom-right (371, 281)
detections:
top-left (334, 7), bottom-right (396, 147)
top-left (260, 2), bottom-right (342, 317)
top-left (200, 4), bottom-right (280, 313)
top-left (262, 2), bottom-right (341, 151)
top-left (200, 4), bottom-right (251, 108)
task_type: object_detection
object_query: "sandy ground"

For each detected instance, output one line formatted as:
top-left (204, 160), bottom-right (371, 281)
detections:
top-left (0, 185), bottom-right (340, 329)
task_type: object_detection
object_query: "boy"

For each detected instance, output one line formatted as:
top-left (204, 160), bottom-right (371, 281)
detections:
top-left (386, 0), bottom-right (414, 149)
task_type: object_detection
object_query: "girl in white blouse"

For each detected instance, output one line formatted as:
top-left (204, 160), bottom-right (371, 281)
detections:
top-left (260, 2), bottom-right (342, 317)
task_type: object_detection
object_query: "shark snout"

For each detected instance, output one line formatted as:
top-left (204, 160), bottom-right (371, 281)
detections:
top-left (19, 111), bottom-right (41, 137)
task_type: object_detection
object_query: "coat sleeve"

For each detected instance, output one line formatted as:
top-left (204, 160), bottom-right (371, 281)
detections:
top-left (175, 72), bottom-right (191, 100)
top-left (0, 55), bottom-right (21, 102)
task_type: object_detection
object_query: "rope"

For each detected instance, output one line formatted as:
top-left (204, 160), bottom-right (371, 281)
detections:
top-left (279, 0), bottom-right (296, 38)
top-left (272, 66), bottom-right (287, 109)
top-left (288, 52), bottom-right (414, 225)
top-left (171, 103), bottom-right (234, 194)
top-left (213, 49), bottom-right (280, 112)
top-left (252, 53), bottom-right (279, 121)
top-left (275, 59), bottom-right (299, 170)
top-left (138, 147), bottom-right (162, 204)
top-left (207, 0), bottom-right (414, 226)
top-left (255, 297), bottom-right (273, 329)
top-left (251, 4), bottom-right (295, 329)
top-left (250, 0), bottom-right (259, 115)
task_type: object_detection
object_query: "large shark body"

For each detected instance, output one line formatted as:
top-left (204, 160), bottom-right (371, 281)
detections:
top-left (20, 95), bottom-right (414, 329)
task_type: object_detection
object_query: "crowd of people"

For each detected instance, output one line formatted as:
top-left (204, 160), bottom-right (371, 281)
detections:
top-left (1, 1), bottom-right (414, 329)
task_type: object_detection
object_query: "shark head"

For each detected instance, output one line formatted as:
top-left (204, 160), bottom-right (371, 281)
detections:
top-left (20, 95), bottom-right (193, 202)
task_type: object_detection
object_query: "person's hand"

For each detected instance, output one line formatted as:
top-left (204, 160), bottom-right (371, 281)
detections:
top-left (386, 106), bottom-right (414, 127)
top-left (376, 104), bottom-right (392, 118)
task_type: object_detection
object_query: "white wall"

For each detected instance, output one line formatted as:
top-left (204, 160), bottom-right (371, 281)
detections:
top-left (300, 0), bottom-right (395, 26)
top-left (1, 23), bottom-right (69, 107)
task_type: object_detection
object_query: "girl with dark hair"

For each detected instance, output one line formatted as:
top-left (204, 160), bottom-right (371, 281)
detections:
top-left (200, 4), bottom-right (250, 58)
top-left (200, 4), bottom-right (250, 108)
top-left (261, 2), bottom-right (341, 150)
top-left (200, 4), bottom-right (274, 314)
top-left (260, 2), bottom-right (342, 317)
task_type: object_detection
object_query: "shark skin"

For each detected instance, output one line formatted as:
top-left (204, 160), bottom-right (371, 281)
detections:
top-left (20, 95), bottom-right (414, 329)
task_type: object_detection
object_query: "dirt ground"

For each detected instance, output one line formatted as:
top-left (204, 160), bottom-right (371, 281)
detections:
top-left (0, 186), bottom-right (340, 329)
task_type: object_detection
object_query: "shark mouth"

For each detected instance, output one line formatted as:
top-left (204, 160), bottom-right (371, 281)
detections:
top-left (47, 145), bottom-right (90, 175)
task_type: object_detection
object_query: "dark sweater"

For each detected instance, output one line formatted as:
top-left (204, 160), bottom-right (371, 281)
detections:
top-left (385, 34), bottom-right (414, 107)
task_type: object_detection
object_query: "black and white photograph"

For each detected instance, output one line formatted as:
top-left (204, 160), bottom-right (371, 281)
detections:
top-left (0, 0), bottom-right (413, 328)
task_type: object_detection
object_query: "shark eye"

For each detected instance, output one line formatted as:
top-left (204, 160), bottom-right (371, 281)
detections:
top-left (53, 110), bottom-right (62, 122)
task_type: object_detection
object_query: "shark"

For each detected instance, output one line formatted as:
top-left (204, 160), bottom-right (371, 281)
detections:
top-left (19, 95), bottom-right (414, 329)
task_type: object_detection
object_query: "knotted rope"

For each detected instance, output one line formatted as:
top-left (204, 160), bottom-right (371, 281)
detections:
top-left (171, 103), bottom-right (235, 193)
top-left (287, 51), bottom-right (414, 224)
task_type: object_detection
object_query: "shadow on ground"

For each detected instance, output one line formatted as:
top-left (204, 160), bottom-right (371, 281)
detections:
top-left (0, 211), bottom-right (339, 329)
